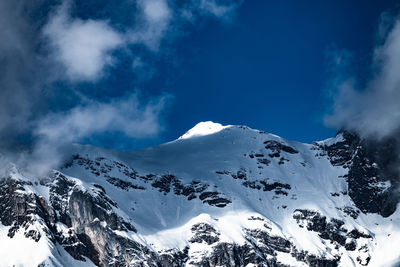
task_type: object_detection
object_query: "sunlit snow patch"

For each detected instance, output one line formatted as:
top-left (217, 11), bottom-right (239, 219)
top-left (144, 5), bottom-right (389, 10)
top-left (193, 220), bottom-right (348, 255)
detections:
top-left (178, 121), bottom-right (230, 139)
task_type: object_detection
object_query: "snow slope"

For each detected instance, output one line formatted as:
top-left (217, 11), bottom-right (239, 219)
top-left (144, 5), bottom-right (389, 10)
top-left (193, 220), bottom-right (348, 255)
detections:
top-left (0, 122), bottom-right (399, 266)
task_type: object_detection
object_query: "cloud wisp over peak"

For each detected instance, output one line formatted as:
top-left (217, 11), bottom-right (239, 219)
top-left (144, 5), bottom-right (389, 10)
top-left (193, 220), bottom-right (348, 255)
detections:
top-left (325, 12), bottom-right (400, 140)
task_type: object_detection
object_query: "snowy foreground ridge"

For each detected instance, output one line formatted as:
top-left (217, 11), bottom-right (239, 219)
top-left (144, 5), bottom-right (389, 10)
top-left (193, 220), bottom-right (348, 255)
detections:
top-left (0, 122), bottom-right (399, 266)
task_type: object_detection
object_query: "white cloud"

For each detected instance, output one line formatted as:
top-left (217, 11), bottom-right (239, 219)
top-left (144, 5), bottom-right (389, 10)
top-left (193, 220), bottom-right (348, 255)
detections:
top-left (128, 0), bottom-right (172, 51)
top-left (43, 2), bottom-right (124, 82)
top-left (35, 93), bottom-right (170, 143)
top-left (199, 0), bottom-right (237, 17)
top-left (42, 0), bottom-right (240, 81)
top-left (325, 17), bottom-right (400, 139)
top-left (181, 0), bottom-right (239, 21)
top-left (143, 0), bottom-right (171, 23)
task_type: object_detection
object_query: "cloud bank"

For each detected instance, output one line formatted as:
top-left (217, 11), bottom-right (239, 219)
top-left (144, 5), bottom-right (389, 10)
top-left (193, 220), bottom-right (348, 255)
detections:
top-left (0, 0), bottom-right (240, 174)
top-left (325, 12), bottom-right (400, 139)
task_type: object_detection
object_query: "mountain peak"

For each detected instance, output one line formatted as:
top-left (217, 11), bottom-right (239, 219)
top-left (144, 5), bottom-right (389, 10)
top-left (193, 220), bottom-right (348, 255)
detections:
top-left (1, 123), bottom-right (398, 266)
top-left (178, 121), bottom-right (230, 139)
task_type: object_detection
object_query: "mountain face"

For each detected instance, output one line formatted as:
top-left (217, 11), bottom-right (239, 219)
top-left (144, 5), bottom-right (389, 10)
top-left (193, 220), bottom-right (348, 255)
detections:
top-left (0, 121), bottom-right (399, 267)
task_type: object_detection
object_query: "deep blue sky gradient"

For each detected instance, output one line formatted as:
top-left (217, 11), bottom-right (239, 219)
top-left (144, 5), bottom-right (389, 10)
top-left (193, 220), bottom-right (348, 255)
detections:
top-left (83, 0), bottom-right (400, 149)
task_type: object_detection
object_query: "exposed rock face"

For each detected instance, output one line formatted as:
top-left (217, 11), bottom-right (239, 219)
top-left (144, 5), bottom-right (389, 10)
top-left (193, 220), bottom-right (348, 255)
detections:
top-left (0, 175), bottom-right (341, 267)
top-left (293, 209), bottom-right (371, 250)
top-left (320, 131), bottom-right (400, 217)
top-left (242, 180), bottom-right (291, 195)
top-left (190, 223), bottom-right (220, 245)
top-left (48, 174), bottom-right (168, 266)
top-left (151, 174), bottom-right (231, 207)
top-left (0, 178), bottom-right (55, 243)
top-left (264, 140), bottom-right (299, 155)
top-left (188, 227), bottom-right (339, 267)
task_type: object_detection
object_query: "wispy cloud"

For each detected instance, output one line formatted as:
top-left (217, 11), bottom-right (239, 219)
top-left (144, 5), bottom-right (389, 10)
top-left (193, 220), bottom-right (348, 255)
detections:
top-left (325, 12), bottom-right (400, 139)
top-left (35, 93), bottom-right (169, 142)
top-left (199, 0), bottom-right (238, 18)
top-left (28, 93), bottom-right (171, 174)
top-left (0, 0), bottom-right (241, 174)
top-left (42, 0), bottom-right (240, 83)
top-left (43, 2), bottom-right (124, 82)
top-left (129, 0), bottom-right (172, 50)
top-left (0, 0), bottom-right (44, 149)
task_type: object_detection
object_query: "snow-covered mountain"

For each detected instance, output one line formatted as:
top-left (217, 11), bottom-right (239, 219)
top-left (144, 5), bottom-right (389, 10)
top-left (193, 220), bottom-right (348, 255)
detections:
top-left (0, 121), bottom-right (399, 267)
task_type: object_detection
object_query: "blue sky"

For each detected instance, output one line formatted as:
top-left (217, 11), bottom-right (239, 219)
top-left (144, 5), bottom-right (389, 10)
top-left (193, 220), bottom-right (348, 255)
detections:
top-left (1, 0), bottom-right (400, 154)
top-left (133, 0), bottom-right (400, 147)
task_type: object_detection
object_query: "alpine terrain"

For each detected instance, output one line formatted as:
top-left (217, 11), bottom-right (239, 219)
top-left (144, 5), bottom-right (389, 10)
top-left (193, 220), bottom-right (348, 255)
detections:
top-left (0, 121), bottom-right (399, 267)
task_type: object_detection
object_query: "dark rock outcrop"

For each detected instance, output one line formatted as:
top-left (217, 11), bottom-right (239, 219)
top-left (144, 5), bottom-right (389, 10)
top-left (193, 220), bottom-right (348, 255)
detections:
top-left (320, 131), bottom-right (400, 217)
